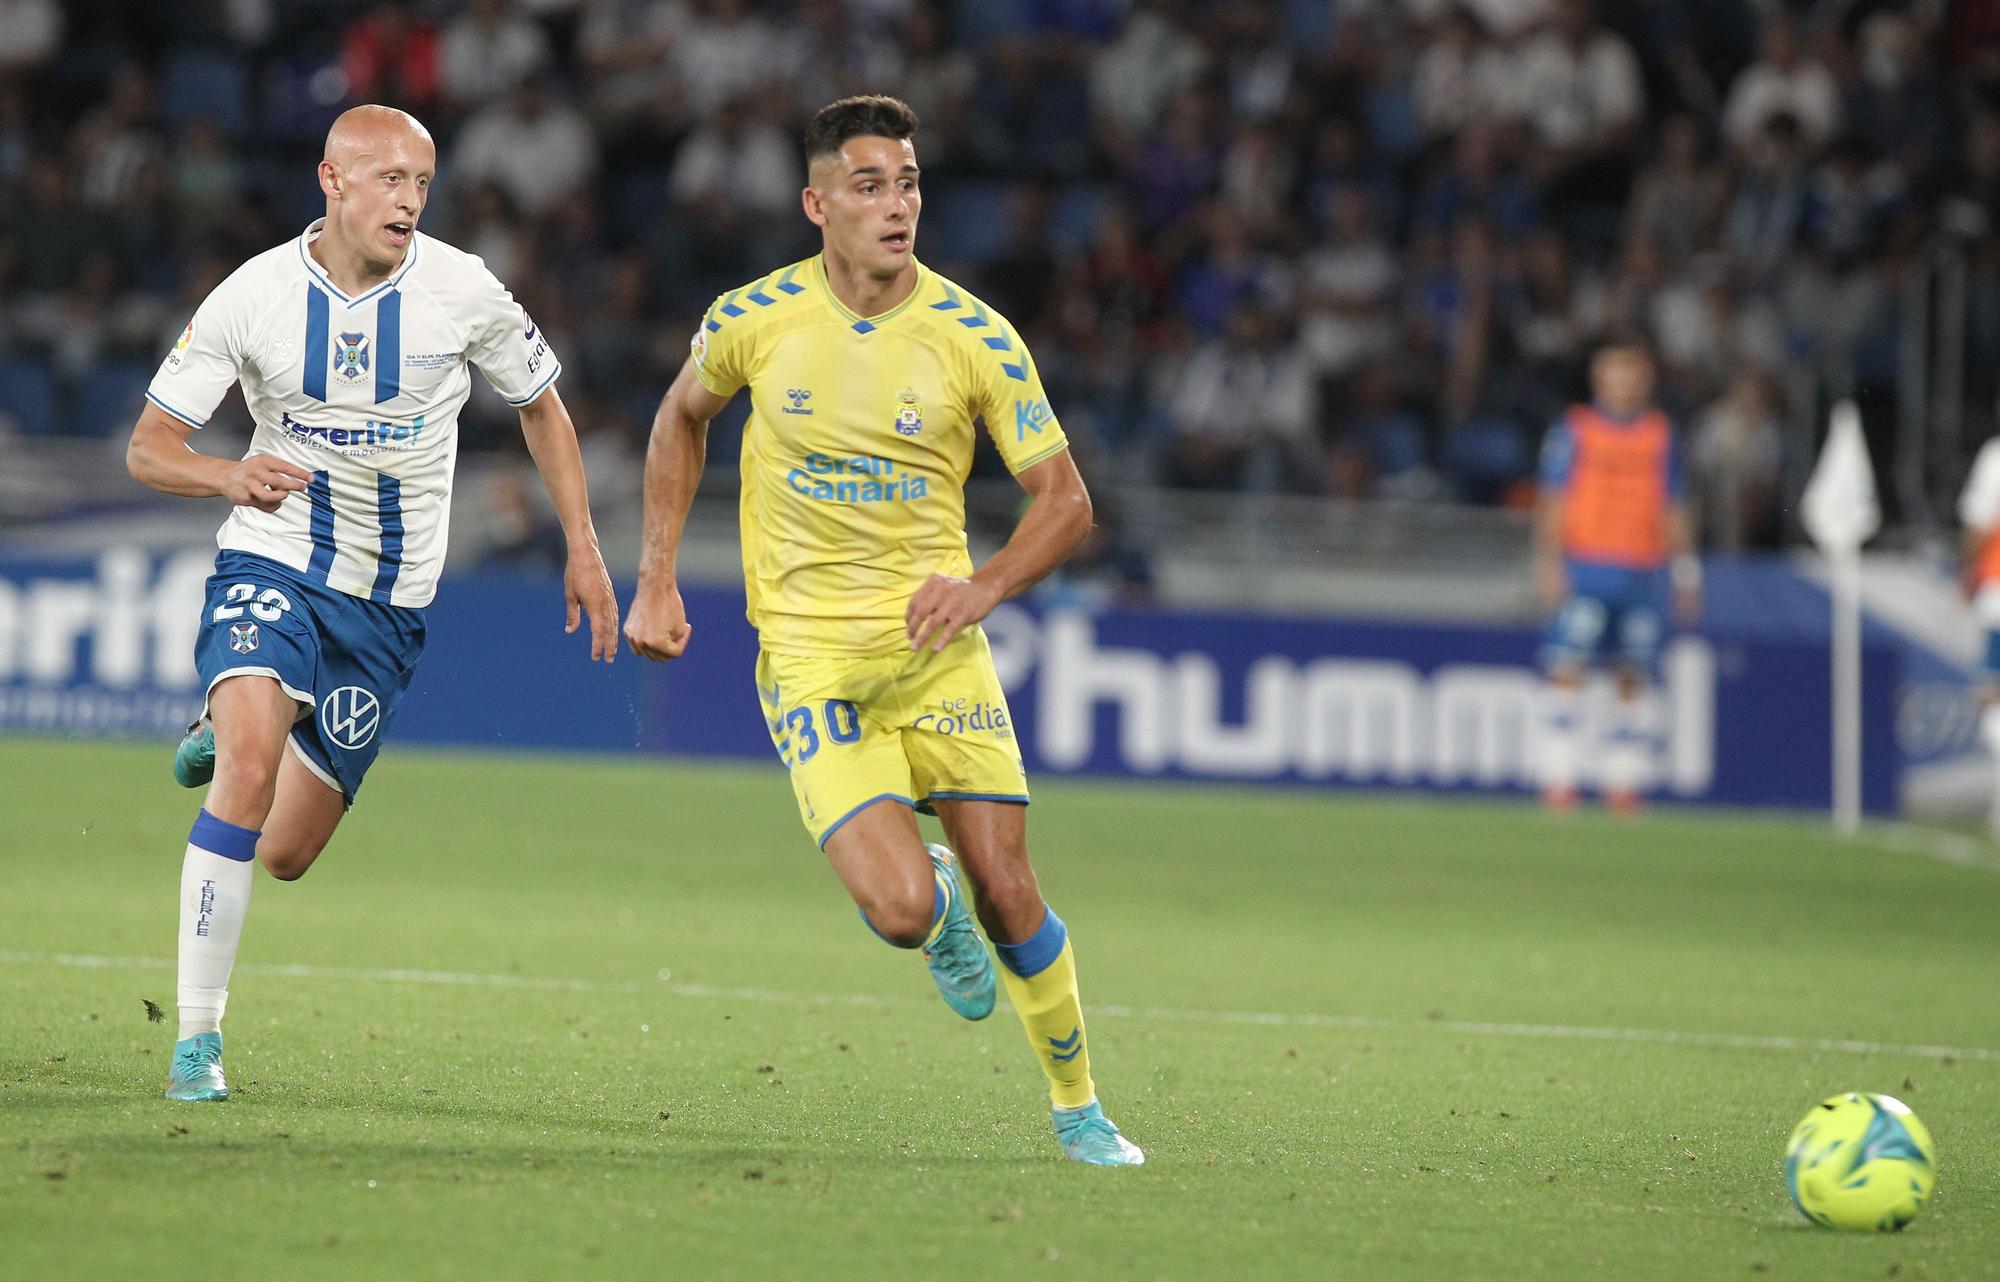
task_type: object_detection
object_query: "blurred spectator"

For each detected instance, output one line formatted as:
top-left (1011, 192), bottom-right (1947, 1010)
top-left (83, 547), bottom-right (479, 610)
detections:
top-left (1322, 357), bottom-right (1434, 500)
top-left (1168, 303), bottom-right (1315, 492)
top-left (73, 66), bottom-right (162, 214)
top-left (1691, 370), bottom-right (1783, 551)
top-left (1090, 3), bottom-right (1205, 157)
top-left (893, 2), bottom-right (978, 169)
top-left (453, 77), bottom-right (598, 221)
top-left (1622, 113), bottom-right (1725, 268)
top-left (1720, 112), bottom-right (1809, 278)
top-left (1413, 5), bottom-right (1513, 144)
top-left (342, 2), bottom-right (443, 112)
top-left (981, 183), bottom-right (1059, 333)
top-left (440, 0), bottom-right (552, 111)
top-left (674, 0), bottom-right (784, 115)
top-left (0, 0), bottom-right (61, 77)
top-left (7, 156), bottom-right (95, 294)
top-left (1299, 188), bottom-right (1398, 382)
top-left (1722, 15), bottom-right (1840, 154)
top-left (168, 120), bottom-right (246, 236)
top-left (577, 0), bottom-right (686, 130)
top-left (666, 91), bottom-right (799, 279)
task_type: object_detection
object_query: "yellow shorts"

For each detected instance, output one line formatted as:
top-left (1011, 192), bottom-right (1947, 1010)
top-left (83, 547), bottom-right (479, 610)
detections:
top-left (757, 626), bottom-right (1029, 847)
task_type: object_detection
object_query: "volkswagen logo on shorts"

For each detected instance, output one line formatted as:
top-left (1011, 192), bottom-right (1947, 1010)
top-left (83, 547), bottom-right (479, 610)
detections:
top-left (320, 685), bottom-right (381, 750)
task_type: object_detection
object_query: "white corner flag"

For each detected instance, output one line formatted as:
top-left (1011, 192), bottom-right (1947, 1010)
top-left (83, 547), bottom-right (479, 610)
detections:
top-left (1801, 401), bottom-right (1881, 834)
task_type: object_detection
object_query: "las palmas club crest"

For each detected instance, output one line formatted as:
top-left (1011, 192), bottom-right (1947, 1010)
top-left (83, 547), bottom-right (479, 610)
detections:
top-left (334, 332), bottom-right (370, 381)
top-left (894, 388), bottom-right (924, 436)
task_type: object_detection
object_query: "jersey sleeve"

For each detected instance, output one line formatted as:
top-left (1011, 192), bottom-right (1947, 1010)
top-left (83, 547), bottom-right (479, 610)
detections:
top-left (146, 278), bottom-right (249, 427)
top-left (1537, 417), bottom-right (1575, 494)
top-left (1960, 440), bottom-right (2000, 531)
top-left (688, 298), bottom-right (750, 398)
top-left (972, 321), bottom-right (1069, 475)
top-left (466, 266), bottom-right (561, 406)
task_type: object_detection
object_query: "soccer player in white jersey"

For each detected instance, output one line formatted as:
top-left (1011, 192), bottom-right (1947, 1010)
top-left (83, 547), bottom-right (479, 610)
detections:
top-left (624, 96), bottom-right (1142, 1165)
top-left (126, 106), bottom-right (620, 1102)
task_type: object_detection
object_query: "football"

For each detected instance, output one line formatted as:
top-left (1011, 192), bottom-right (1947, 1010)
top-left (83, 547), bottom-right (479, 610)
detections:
top-left (1784, 1092), bottom-right (1937, 1231)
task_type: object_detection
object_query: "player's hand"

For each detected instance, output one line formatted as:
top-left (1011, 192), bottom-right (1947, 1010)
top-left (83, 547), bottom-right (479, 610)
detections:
top-left (1535, 559), bottom-right (1567, 612)
top-left (565, 547), bottom-right (620, 662)
top-left (223, 455), bottom-right (314, 513)
top-left (624, 583), bottom-right (691, 662)
top-left (906, 573), bottom-right (1001, 654)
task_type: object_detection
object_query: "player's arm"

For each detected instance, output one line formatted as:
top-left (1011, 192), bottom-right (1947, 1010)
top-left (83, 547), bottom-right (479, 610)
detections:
top-left (516, 385), bottom-right (620, 662)
top-left (125, 403), bottom-right (313, 512)
top-left (1667, 499), bottom-right (1702, 623)
top-left (1664, 431), bottom-right (1701, 623)
top-left (907, 449), bottom-right (1093, 653)
top-left (1532, 421), bottom-right (1571, 610)
top-left (625, 355), bottom-right (734, 662)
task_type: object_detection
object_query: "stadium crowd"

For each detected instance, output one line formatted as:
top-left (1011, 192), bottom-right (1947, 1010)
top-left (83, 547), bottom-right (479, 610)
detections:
top-left (2, 0), bottom-right (1999, 549)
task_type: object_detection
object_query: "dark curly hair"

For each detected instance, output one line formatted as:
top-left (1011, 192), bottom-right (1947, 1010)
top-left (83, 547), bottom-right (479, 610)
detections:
top-left (803, 95), bottom-right (919, 162)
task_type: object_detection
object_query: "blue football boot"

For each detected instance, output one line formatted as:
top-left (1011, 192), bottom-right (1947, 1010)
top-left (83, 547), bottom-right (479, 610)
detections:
top-left (165, 1031), bottom-right (229, 1102)
top-left (1053, 1099), bottom-right (1145, 1166)
top-left (921, 843), bottom-right (996, 1020)
top-left (173, 718), bottom-right (215, 789)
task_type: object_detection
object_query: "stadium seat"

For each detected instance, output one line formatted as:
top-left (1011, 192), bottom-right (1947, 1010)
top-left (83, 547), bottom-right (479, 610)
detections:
top-left (159, 48), bottom-right (254, 139)
top-left (0, 358), bottom-right (59, 435)
top-left (926, 181), bottom-right (1014, 265)
top-left (73, 362), bottom-right (156, 439)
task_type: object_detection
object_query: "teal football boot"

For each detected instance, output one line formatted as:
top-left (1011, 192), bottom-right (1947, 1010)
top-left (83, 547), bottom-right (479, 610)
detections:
top-left (921, 843), bottom-right (995, 1020)
top-left (1053, 1099), bottom-right (1145, 1166)
top-left (165, 1031), bottom-right (229, 1102)
top-left (173, 718), bottom-right (215, 788)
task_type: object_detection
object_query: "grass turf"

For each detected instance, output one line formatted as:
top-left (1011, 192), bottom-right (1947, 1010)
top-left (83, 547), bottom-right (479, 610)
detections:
top-left (2, 737), bottom-right (1996, 1281)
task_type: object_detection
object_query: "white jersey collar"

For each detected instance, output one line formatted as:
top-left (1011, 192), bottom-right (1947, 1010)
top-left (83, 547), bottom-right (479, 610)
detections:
top-left (296, 218), bottom-right (422, 307)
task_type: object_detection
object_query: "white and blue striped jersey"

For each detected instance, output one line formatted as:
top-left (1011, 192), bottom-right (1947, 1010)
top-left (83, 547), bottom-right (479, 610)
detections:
top-left (146, 219), bottom-right (560, 608)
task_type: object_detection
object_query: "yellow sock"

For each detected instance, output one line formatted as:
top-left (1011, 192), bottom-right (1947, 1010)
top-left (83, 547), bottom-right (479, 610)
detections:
top-left (995, 906), bottom-right (1095, 1110)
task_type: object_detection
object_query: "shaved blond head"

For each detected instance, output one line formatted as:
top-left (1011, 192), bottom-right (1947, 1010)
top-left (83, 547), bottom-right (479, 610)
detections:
top-left (324, 105), bottom-right (434, 173)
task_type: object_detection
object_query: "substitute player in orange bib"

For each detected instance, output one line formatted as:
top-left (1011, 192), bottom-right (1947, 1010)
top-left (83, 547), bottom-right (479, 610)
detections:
top-left (1532, 340), bottom-right (1702, 813)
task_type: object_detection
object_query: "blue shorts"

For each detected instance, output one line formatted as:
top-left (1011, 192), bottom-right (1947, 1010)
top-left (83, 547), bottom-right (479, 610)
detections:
top-left (195, 550), bottom-right (426, 803)
top-left (1543, 561), bottom-right (1667, 672)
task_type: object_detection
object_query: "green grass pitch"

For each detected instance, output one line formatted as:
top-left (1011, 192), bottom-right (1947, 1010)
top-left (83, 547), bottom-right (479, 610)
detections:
top-left (3, 737), bottom-right (1996, 1281)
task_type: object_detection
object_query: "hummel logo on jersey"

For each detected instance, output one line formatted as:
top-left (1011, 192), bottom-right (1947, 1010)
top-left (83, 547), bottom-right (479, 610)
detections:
top-left (320, 685), bottom-right (381, 751)
top-left (334, 332), bottom-right (371, 380)
top-left (784, 388), bottom-right (814, 416)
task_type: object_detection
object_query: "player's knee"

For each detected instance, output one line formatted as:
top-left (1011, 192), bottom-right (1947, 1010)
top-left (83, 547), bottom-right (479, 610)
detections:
top-left (258, 838), bottom-right (324, 882)
top-left (859, 878), bottom-right (938, 948)
top-left (211, 753), bottom-right (280, 810)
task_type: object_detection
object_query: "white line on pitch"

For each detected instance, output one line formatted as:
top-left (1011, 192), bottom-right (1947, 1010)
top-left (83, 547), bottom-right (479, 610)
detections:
top-left (5, 949), bottom-right (1994, 1064)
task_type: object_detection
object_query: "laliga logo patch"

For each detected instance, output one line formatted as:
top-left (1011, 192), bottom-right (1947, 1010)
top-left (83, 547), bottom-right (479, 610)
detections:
top-left (689, 327), bottom-right (708, 364)
top-left (894, 388), bottom-right (923, 436)
top-left (320, 685), bottom-right (381, 751)
top-left (166, 319), bottom-right (194, 371)
top-left (228, 622), bottom-right (260, 654)
top-left (333, 332), bottom-right (371, 381)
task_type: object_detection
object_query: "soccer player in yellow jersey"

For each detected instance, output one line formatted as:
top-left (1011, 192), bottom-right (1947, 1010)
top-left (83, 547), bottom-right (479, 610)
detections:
top-left (624, 96), bottom-right (1142, 1166)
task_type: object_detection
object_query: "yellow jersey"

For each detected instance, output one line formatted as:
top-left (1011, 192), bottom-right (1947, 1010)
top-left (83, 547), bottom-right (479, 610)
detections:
top-left (691, 254), bottom-right (1070, 656)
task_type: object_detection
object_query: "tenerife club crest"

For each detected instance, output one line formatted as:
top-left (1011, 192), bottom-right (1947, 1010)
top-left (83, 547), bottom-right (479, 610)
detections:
top-left (334, 331), bottom-right (371, 381)
top-left (894, 388), bottom-right (924, 437)
top-left (227, 622), bottom-right (260, 654)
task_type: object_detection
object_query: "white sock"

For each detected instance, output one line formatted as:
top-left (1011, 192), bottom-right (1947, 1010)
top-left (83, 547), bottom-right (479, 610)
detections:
top-left (177, 809), bottom-right (259, 1040)
top-left (1601, 694), bottom-right (1654, 796)
top-left (1540, 684), bottom-right (1581, 792)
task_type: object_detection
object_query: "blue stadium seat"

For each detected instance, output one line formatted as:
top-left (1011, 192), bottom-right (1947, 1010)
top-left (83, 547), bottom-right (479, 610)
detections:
top-left (74, 362), bottom-right (156, 439)
top-left (1047, 183), bottom-right (1111, 256)
top-left (159, 49), bottom-right (253, 139)
top-left (926, 181), bottom-right (1014, 265)
top-left (0, 358), bottom-right (59, 435)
